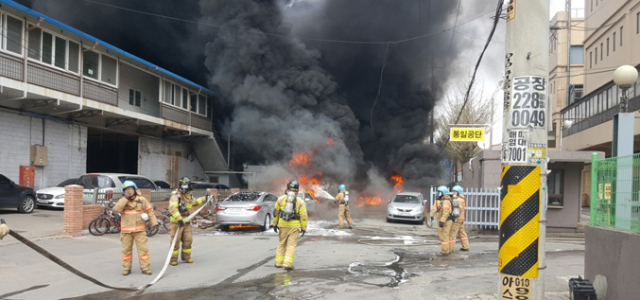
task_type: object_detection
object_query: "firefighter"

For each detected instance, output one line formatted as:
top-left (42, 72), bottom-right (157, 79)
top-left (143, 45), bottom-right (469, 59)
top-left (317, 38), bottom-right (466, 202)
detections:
top-left (335, 184), bottom-right (353, 229)
top-left (168, 177), bottom-right (208, 266)
top-left (0, 219), bottom-right (9, 240)
top-left (273, 180), bottom-right (308, 271)
top-left (112, 181), bottom-right (158, 275)
top-left (449, 185), bottom-right (470, 252)
top-left (435, 185), bottom-right (453, 255)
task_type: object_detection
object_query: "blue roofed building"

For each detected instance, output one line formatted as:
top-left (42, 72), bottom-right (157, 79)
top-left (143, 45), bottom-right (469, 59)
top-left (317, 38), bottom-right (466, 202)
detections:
top-left (0, 0), bottom-right (229, 190)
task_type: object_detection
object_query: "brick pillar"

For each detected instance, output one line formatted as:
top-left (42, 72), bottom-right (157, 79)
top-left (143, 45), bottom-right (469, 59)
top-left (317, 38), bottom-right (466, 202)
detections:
top-left (140, 188), bottom-right (151, 202)
top-left (64, 185), bottom-right (84, 237)
top-left (230, 188), bottom-right (240, 194)
top-left (208, 188), bottom-right (219, 202)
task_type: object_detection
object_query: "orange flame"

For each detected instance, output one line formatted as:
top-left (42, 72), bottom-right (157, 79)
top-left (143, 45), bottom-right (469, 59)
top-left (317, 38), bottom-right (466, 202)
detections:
top-left (326, 138), bottom-right (336, 146)
top-left (357, 195), bottom-right (383, 207)
top-left (289, 152), bottom-right (313, 167)
top-left (391, 175), bottom-right (404, 193)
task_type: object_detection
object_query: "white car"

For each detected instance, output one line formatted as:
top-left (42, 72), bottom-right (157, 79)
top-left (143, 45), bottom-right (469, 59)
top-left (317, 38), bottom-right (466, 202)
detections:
top-left (36, 178), bottom-right (79, 208)
top-left (386, 192), bottom-right (427, 224)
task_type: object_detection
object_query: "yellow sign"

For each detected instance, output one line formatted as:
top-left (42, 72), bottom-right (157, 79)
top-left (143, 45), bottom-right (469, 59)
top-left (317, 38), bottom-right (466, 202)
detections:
top-left (604, 183), bottom-right (611, 200)
top-left (450, 128), bottom-right (485, 142)
top-left (501, 274), bottom-right (532, 300)
top-left (507, 0), bottom-right (516, 21)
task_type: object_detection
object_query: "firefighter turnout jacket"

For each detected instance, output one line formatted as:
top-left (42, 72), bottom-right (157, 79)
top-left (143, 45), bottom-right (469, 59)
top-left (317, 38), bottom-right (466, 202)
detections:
top-left (273, 195), bottom-right (308, 230)
top-left (168, 192), bottom-right (206, 223)
top-left (113, 192), bottom-right (158, 233)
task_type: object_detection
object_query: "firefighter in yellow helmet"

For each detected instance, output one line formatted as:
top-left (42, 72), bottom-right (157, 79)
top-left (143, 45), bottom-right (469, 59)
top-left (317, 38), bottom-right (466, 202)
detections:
top-left (0, 219), bottom-right (10, 240)
top-left (335, 184), bottom-right (353, 229)
top-left (449, 185), bottom-right (470, 252)
top-left (168, 177), bottom-right (208, 266)
top-left (273, 180), bottom-right (308, 271)
top-left (435, 186), bottom-right (453, 255)
top-left (112, 181), bottom-right (158, 275)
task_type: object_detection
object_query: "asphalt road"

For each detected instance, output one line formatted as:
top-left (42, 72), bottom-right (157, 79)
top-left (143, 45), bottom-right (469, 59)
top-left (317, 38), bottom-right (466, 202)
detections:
top-left (0, 207), bottom-right (584, 299)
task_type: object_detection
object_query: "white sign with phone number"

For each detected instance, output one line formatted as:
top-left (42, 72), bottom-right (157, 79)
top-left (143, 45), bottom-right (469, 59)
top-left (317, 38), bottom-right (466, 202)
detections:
top-left (510, 76), bottom-right (547, 129)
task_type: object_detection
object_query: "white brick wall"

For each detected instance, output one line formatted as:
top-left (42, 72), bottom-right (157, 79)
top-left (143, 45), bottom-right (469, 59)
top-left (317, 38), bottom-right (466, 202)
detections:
top-left (0, 110), bottom-right (87, 190)
top-left (138, 137), bottom-right (205, 186)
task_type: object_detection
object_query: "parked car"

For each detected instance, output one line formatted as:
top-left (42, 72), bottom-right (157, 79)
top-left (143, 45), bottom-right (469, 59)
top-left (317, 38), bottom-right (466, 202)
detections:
top-left (386, 192), bottom-right (427, 224)
top-left (216, 192), bottom-right (277, 231)
top-left (153, 180), bottom-right (172, 189)
top-left (36, 178), bottom-right (78, 208)
top-left (298, 192), bottom-right (317, 214)
top-left (77, 173), bottom-right (170, 203)
top-left (0, 174), bottom-right (37, 213)
top-left (191, 181), bottom-right (230, 198)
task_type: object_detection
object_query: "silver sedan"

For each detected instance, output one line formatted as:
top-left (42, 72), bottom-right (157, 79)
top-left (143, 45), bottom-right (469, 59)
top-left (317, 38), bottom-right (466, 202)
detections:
top-left (386, 192), bottom-right (427, 224)
top-left (216, 192), bottom-right (278, 231)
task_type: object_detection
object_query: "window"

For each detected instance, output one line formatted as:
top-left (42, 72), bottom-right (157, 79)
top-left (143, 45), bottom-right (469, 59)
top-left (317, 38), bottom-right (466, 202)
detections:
top-left (570, 46), bottom-right (583, 64)
top-left (613, 32), bottom-right (616, 51)
top-left (207, 95), bottom-right (213, 119)
top-left (182, 89), bottom-right (188, 109)
top-left (6, 15), bottom-right (23, 55)
top-left (54, 37), bottom-right (66, 69)
top-left (548, 169), bottom-right (564, 207)
top-left (607, 38), bottom-right (609, 56)
top-left (163, 81), bottom-right (171, 104)
top-left (589, 51), bottom-right (592, 68)
top-left (198, 95), bottom-right (206, 115)
top-left (621, 26), bottom-right (624, 46)
top-left (173, 85), bottom-right (182, 108)
top-left (42, 32), bottom-right (52, 64)
top-left (637, 12), bottom-right (640, 34)
top-left (68, 41), bottom-right (79, 72)
top-left (0, 174), bottom-right (11, 186)
top-left (190, 94), bottom-right (197, 113)
top-left (574, 84), bottom-right (584, 99)
top-left (129, 89), bottom-right (141, 107)
top-left (83, 51), bottom-right (99, 79)
top-left (27, 27), bottom-right (41, 60)
top-left (591, 0), bottom-right (593, 11)
top-left (600, 43), bottom-right (603, 60)
top-left (548, 122), bottom-right (557, 148)
top-left (101, 54), bottom-right (116, 84)
top-left (595, 48), bottom-right (598, 64)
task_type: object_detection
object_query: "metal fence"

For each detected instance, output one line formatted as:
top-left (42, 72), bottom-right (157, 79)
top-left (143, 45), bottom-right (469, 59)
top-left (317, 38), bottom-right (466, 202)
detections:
top-left (591, 153), bottom-right (640, 234)
top-left (82, 189), bottom-right (172, 205)
top-left (429, 186), bottom-right (501, 229)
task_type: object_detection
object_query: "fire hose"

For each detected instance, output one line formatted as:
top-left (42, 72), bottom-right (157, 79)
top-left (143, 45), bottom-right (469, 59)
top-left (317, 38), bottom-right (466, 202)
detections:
top-left (6, 196), bottom-right (212, 293)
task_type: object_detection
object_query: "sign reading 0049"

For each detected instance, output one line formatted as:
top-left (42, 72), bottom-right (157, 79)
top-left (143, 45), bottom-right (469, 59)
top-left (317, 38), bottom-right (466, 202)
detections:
top-left (510, 76), bottom-right (546, 128)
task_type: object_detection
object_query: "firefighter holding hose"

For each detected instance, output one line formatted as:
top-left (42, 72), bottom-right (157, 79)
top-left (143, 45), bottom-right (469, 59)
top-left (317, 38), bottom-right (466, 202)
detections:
top-left (168, 177), bottom-right (208, 266)
top-left (335, 184), bottom-right (353, 229)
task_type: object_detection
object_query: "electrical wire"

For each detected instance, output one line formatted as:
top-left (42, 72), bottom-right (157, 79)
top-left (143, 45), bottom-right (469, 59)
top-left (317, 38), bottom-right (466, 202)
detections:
top-left (436, 0), bottom-right (505, 157)
top-left (77, 0), bottom-right (496, 46)
top-left (369, 43), bottom-right (390, 134)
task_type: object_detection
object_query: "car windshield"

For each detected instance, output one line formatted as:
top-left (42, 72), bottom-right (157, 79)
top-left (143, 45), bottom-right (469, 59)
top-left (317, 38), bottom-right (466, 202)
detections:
top-left (224, 192), bottom-right (261, 202)
top-left (77, 175), bottom-right (115, 189)
top-left (57, 178), bottom-right (78, 187)
top-left (393, 195), bottom-right (420, 204)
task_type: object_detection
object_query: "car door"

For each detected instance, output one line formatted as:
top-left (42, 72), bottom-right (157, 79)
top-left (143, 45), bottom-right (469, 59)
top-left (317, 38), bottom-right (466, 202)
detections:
top-left (0, 174), bottom-right (20, 207)
top-left (263, 194), bottom-right (277, 216)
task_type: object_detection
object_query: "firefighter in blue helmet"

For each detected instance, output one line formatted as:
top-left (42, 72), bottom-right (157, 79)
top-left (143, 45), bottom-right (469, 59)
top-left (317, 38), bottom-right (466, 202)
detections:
top-left (335, 184), bottom-right (353, 229)
top-left (434, 185), bottom-right (453, 255)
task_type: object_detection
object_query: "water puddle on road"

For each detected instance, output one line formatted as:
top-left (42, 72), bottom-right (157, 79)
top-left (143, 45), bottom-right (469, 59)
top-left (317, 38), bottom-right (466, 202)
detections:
top-left (347, 252), bottom-right (410, 288)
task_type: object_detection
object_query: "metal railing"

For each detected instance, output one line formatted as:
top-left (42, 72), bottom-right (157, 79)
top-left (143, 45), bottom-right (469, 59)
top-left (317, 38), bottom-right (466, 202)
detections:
top-left (429, 186), bottom-right (501, 230)
top-left (82, 189), bottom-right (172, 205)
top-left (591, 153), bottom-right (640, 234)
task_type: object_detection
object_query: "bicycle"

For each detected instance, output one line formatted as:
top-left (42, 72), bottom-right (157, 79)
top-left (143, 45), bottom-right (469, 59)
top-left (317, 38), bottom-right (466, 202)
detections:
top-left (88, 202), bottom-right (159, 237)
top-left (153, 205), bottom-right (171, 234)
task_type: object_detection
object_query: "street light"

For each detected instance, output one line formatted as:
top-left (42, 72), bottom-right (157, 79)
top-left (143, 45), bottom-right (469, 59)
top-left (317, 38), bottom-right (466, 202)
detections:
top-left (613, 65), bottom-right (639, 113)
top-left (611, 65), bottom-right (638, 231)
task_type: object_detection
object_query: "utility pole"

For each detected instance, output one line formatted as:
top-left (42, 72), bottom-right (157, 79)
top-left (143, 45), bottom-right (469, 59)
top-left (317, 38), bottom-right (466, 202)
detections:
top-left (565, 0), bottom-right (572, 107)
top-left (500, 0), bottom-right (549, 299)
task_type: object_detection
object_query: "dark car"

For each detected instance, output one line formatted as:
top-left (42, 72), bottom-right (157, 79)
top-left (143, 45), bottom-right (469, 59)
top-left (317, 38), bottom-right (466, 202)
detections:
top-left (0, 174), bottom-right (37, 213)
top-left (153, 180), bottom-right (172, 189)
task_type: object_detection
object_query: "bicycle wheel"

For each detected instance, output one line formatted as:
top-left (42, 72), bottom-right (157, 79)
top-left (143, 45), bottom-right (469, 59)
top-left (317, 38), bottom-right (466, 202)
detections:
top-left (110, 217), bottom-right (121, 234)
top-left (156, 214), bottom-right (171, 233)
top-left (89, 218), bottom-right (109, 236)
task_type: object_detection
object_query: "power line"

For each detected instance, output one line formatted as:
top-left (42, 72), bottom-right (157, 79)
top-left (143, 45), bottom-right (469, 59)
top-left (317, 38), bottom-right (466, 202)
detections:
top-left (370, 43), bottom-right (390, 134)
top-left (437, 0), bottom-right (505, 157)
top-left (78, 0), bottom-right (496, 46)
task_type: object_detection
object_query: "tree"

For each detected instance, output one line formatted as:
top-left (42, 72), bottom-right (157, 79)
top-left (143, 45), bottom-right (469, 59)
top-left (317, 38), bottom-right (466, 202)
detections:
top-left (435, 76), bottom-right (499, 183)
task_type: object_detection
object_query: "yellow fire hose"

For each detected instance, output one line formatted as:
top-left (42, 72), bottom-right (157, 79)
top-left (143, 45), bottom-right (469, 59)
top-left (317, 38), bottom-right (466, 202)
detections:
top-left (6, 197), bottom-right (212, 293)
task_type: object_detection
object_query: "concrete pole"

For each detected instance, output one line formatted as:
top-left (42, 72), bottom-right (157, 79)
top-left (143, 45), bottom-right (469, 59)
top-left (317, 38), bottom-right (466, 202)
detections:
top-left (566, 0), bottom-right (572, 106)
top-left (612, 89), bottom-right (634, 230)
top-left (500, 0), bottom-right (549, 299)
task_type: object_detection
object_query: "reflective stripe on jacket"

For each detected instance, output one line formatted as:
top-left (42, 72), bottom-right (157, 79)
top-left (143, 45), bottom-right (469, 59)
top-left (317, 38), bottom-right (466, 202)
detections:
top-left (168, 192), bottom-right (206, 223)
top-left (112, 193), bottom-right (157, 233)
top-left (273, 194), bottom-right (308, 230)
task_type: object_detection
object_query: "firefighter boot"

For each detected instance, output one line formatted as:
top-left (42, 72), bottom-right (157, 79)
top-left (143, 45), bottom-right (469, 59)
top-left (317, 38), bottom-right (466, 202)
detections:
top-left (122, 269), bottom-right (131, 276)
top-left (142, 269), bottom-right (152, 275)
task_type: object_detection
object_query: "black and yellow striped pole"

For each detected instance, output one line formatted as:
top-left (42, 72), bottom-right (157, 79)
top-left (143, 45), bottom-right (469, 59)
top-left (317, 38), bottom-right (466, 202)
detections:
top-left (500, 0), bottom-right (549, 299)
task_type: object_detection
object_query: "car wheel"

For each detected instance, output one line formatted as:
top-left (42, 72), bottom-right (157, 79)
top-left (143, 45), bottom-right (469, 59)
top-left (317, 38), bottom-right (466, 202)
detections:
top-left (386, 217), bottom-right (393, 223)
top-left (18, 196), bottom-right (36, 213)
top-left (261, 214), bottom-right (271, 231)
top-left (220, 225), bottom-right (230, 232)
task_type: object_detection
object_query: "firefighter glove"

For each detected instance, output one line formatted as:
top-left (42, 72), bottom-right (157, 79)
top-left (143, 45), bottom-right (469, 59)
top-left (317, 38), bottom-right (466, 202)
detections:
top-left (300, 230), bottom-right (306, 237)
top-left (439, 221), bottom-right (445, 228)
top-left (273, 226), bottom-right (278, 233)
top-left (178, 220), bottom-right (185, 227)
